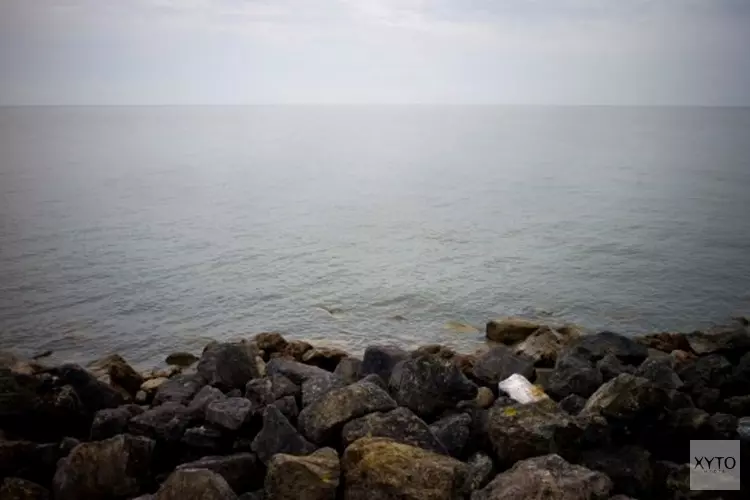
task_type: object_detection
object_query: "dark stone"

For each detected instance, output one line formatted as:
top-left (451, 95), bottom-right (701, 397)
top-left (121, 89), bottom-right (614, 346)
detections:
top-left (465, 452), bottom-right (494, 491)
top-left (105, 354), bottom-right (144, 396)
top-left (251, 405), bottom-right (316, 464)
top-left (580, 446), bottom-right (652, 498)
top-left (728, 351), bottom-right (750, 395)
top-left (707, 412), bottom-right (738, 439)
top-left (558, 394), bottom-right (586, 415)
top-left (471, 345), bottom-right (536, 386)
top-left (545, 353), bottom-right (603, 400)
top-left (226, 389), bottom-right (242, 398)
top-left (360, 345), bottom-right (409, 382)
top-left (513, 326), bottom-right (568, 368)
top-left (486, 317), bottom-right (544, 344)
top-left (666, 390), bottom-right (695, 411)
top-left (389, 355), bottom-right (478, 419)
top-left (154, 469), bottom-right (236, 500)
top-left (676, 354), bottom-right (733, 394)
top-left (693, 387), bottom-right (721, 412)
top-left (0, 477), bottom-right (50, 500)
top-left (273, 395), bottom-right (299, 423)
top-left (301, 374), bottom-right (346, 408)
top-left (238, 491), bottom-right (263, 500)
top-left (265, 359), bottom-right (330, 385)
top-left (566, 331), bottom-right (649, 365)
top-left (0, 440), bottom-right (72, 487)
top-left (635, 357), bottom-right (684, 390)
top-left (198, 342), bottom-right (263, 391)
top-left (333, 357), bottom-right (362, 384)
top-left (186, 385), bottom-right (226, 419)
top-left (280, 340), bottom-right (313, 361)
top-left (53, 434), bottom-right (155, 500)
top-left (723, 395), bottom-right (750, 417)
top-left (254, 332), bottom-right (288, 354)
top-left (429, 412), bottom-right (471, 458)
top-left (472, 454), bottom-right (612, 500)
top-left (176, 453), bottom-right (260, 494)
top-left (581, 373), bottom-right (669, 422)
top-left (298, 380), bottom-right (397, 445)
top-left (245, 375), bottom-right (299, 407)
top-left (301, 346), bottom-right (349, 372)
top-left (341, 407), bottom-right (447, 454)
top-left (129, 403), bottom-right (190, 442)
top-left (205, 398), bottom-right (253, 432)
top-left (634, 332), bottom-right (692, 353)
top-left (47, 364), bottom-right (125, 413)
top-left (265, 447), bottom-right (339, 500)
top-left (181, 426), bottom-right (227, 454)
top-left (685, 324), bottom-right (750, 356)
top-left (358, 373), bottom-right (387, 390)
top-left (153, 374), bottom-right (206, 406)
top-left (596, 354), bottom-right (633, 382)
top-left (90, 405), bottom-right (144, 440)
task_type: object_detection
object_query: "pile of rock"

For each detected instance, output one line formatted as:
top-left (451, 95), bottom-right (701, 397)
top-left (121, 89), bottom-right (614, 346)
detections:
top-left (1, 321), bottom-right (749, 499)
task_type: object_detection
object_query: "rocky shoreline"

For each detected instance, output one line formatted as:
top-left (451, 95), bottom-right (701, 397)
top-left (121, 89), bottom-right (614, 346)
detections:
top-left (2, 318), bottom-right (749, 499)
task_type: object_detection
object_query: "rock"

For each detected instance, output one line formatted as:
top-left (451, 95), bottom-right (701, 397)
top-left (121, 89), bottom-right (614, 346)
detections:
top-left (465, 452), bottom-right (494, 491)
top-left (186, 385), bottom-right (226, 418)
top-left (596, 354), bottom-right (633, 382)
top-left (453, 353), bottom-right (477, 377)
top-left (558, 394), bottom-right (586, 415)
top-left (251, 405), bottom-right (316, 464)
top-left (273, 395), bottom-right (299, 422)
top-left (205, 398), bottom-right (253, 431)
top-left (245, 374), bottom-right (300, 407)
top-left (90, 404), bottom-right (144, 440)
top-left (412, 344), bottom-right (456, 359)
top-left (181, 426), bottom-right (227, 454)
top-left (333, 357), bottom-right (362, 384)
top-left (301, 374), bottom-right (346, 408)
top-left (429, 412), bottom-right (471, 457)
top-left (165, 352), bottom-right (199, 367)
top-left (389, 355), bottom-right (478, 419)
top-left (342, 437), bottom-right (468, 500)
top-left (471, 346), bottom-right (536, 386)
top-left (154, 469), bottom-right (237, 500)
top-left (634, 332), bottom-right (692, 353)
top-left (237, 492), bottom-right (263, 500)
top-left (0, 440), bottom-right (59, 486)
top-left (254, 332), bottom-right (288, 354)
top-left (685, 324), bottom-right (750, 356)
top-left (341, 407), bottom-right (447, 454)
top-left (358, 373), bottom-right (387, 390)
top-left (580, 446), bottom-right (652, 498)
top-left (693, 387), bottom-right (721, 412)
top-left (298, 380), bottom-right (397, 445)
top-left (582, 373), bottom-right (668, 421)
top-left (265, 447), bottom-right (339, 500)
top-left (281, 340), bottom-right (313, 361)
top-left (198, 342), bottom-right (263, 391)
top-left (738, 417), bottom-right (750, 441)
top-left (302, 346), bottom-right (349, 371)
top-left (707, 412), bottom-right (738, 439)
top-left (635, 357), bottom-right (684, 390)
top-left (513, 326), bottom-right (568, 367)
top-left (472, 454), bottom-right (612, 500)
top-left (486, 400), bottom-right (582, 466)
top-left (545, 353), bottom-right (603, 400)
top-left (176, 453), bottom-right (260, 494)
top-left (88, 354), bottom-right (143, 396)
top-left (141, 377), bottom-right (168, 394)
top-left (53, 434), bottom-right (155, 500)
top-left (676, 353), bottom-right (733, 396)
top-left (0, 477), bottom-right (50, 500)
top-left (0, 351), bottom-right (43, 376)
top-left (566, 331), bottom-right (649, 365)
top-left (48, 364), bottom-right (125, 413)
top-left (153, 374), bottom-right (205, 406)
top-left (266, 359), bottom-right (330, 385)
top-left (360, 345), bottom-right (409, 382)
top-left (723, 395), bottom-right (750, 416)
top-left (486, 317), bottom-right (544, 344)
top-left (731, 351), bottom-right (750, 390)
top-left (474, 387), bottom-right (495, 409)
top-left (129, 403), bottom-right (190, 442)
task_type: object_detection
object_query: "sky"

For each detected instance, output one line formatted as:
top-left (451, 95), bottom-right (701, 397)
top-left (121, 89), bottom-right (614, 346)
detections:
top-left (1, 0), bottom-right (749, 105)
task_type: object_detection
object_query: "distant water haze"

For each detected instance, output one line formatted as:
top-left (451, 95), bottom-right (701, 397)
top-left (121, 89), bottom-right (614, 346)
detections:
top-left (1, 105), bottom-right (749, 368)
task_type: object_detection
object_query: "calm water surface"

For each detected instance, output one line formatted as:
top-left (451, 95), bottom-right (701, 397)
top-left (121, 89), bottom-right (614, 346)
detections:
top-left (1, 106), bottom-right (749, 368)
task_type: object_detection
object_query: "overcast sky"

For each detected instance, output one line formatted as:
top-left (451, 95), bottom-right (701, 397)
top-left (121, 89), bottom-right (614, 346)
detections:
top-left (1, 0), bottom-right (749, 105)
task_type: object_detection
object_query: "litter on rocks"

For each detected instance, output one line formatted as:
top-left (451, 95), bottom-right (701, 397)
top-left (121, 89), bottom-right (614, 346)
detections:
top-left (498, 373), bottom-right (549, 404)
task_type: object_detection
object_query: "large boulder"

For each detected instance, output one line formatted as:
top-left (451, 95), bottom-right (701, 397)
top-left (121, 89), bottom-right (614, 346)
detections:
top-left (545, 353), bottom-right (603, 400)
top-left (53, 434), bottom-right (155, 500)
top-left (0, 477), bottom-right (50, 500)
top-left (581, 373), bottom-right (669, 421)
top-left (47, 364), bottom-right (125, 413)
top-left (635, 357), bottom-right (683, 390)
top-left (254, 332), bottom-right (289, 355)
top-left (472, 454), bottom-right (612, 500)
top-left (634, 332), bottom-right (692, 353)
top-left (580, 446), bottom-right (652, 498)
top-left (154, 469), bottom-right (237, 500)
top-left (153, 374), bottom-right (206, 406)
top-left (129, 403), bottom-right (190, 442)
top-left (333, 357), bottom-right (362, 384)
top-left (90, 405), bottom-right (144, 440)
top-left (186, 385), bottom-right (226, 419)
top-left (596, 354), bottom-right (633, 382)
top-left (685, 324), bottom-right (750, 356)
top-left (301, 374), bottom-right (346, 408)
top-left (514, 326), bottom-right (570, 367)
top-left (389, 355), bottom-right (478, 419)
top-left (341, 407), bottom-right (447, 454)
top-left (486, 317), bottom-right (544, 344)
top-left (266, 359), bottom-right (330, 385)
top-left (205, 398), bottom-right (253, 432)
top-left (676, 353), bottom-right (733, 395)
top-left (471, 346), bottom-right (535, 386)
top-left (342, 437), bottom-right (469, 500)
top-left (251, 405), bottom-right (316, 464)
top-left (298, 380), bottom-right (397, 445)
top-left (265, 447), bottom-right (340, 500)
top-left (302, 346), bottom-right (349, 372)
top-left (176, 453), bottom-right (260, 494)
top-left (565, 331), bottom-right (649, 365)
top-left (360, 345), bottom-right (409, 382)
top-left (88, 354), bottom-right (143, 396)
top-left (0, 440), bottom-right (70, 487)
top-left (198, 342), bottom-right (263, 391)
top-left (429, 412), bottom-right (472, 458)
top-left (245, 375), bottom-right (299, 407)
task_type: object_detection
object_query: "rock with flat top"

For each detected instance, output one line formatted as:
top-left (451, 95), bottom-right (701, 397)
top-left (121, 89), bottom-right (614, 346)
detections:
top-left (153, 374), bottom-right (205, 406)
top-left (472, 346), bottom-right (535, 386)
top-left (155, 469), bottom-right (237, 500)
top-left (265, 447), bottom-right (340, 500)
top-left (176, 453), bottom-right (260, 494)
top-left (360, 345), bottom-right (409, 382)
top-left (205, 398), bottom-right (253, 432)
top-left (486, 317), bottom-right (545, 344)
top-left (198, 342), bottom-right (263, 391)
top-left (266, 359), bottom-right (329, 385)
top-left (341, 407), bottom-right (446, 454)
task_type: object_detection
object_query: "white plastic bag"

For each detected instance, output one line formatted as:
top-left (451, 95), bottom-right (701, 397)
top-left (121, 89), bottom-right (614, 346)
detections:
top-left (498, 373), bottom-right (549, 404)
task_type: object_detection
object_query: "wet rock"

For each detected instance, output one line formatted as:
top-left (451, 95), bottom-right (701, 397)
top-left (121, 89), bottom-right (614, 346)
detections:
top-left (635, 357), bottom-right (684, 390)
top-left (333, 357), bottom-right (362, 384)
top-left (245, 375), bottom-right (299, 407)
top-left (545, 353), bottom-right (603, 400)
top-left (360, 345), bottom-right (409, 382)
top-left (165, 352), bottom-right (199, 367)
top-left (154, 469), bottom-right (237, 500)
top-left (198, 342), bottom-right (263, 391)
top-left (473, 453), bottom-right (612, 500)
top-left (429, 412), bottom-right (471, 457)
top-left (265, 447), bottom-right (339, 500)
top-left (176, 453), bottom-right (260, 494)
top-left (341, 407), bottom-right (446, 454)
top-left (298, 380), bottom-right (397, 445)
top-left (471, 345), bottom-right (536, 386)
top-left (580, 446), bottom-right (652, 498)
top-left (465, 452), bottom-right (494, 491)
top-left (90, 404), bottom-right (144, 440)
top-left (566, 331), bottom-right (649, 365)
top-left (596, 354), bottom-right (633, 382)
top-left (48, 364), bottom-right (125, 413)
top-left (254, 332), bottom-right (288, 354)
top-left (342, 437), bottom-right (468, 500)
top-left (53, 434), bottom-right (155, 500)
top-left (206, 397), bottom-right (253, 431)
top-left (558, 394), bottom-right (587, 415)
top-left (302, 346), bottom-right (349, 371)
top-left (685, 324), bottom-right (750, 356)
top-left (486, 399), bottom-right (582, 466)
top-left (153, 374), bottom-right (206, 406)
top-left (186, 385), bottom-right (226, 418)
top-left (301, 374), bottom-right (346, 408)
top-left (486, 317), bottom-right (544, 344)
top-left (514, 326), bottom-right (568, 367)
top-left (582, 373), bottom-right (669, 421)
top-left (129, 403), bottom-right (190, 442)
top-left (389, 355), bottom-right (478, 419)
top-left (634, 332), bottom-right (692, 353)
top-left (266, 359), bottom-right (329, 385)
top-left (251, 405), bottom-right (316, 464)
top-left (0, 477), bottom-right (50, 500)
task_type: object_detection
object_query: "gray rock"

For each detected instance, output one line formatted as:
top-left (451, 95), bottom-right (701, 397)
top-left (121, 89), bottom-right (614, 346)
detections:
top-left (635, 357), bottom-right (684, 390)
top-left (245, 375), bottom-right (299, 407)
top-left (580, 446), bottom-right (652, 498)
top-left (186, 385), bottom-right (226, 418)
top-left (676, 353), bottom-right (733, 394)
top-left (251, 405), bottom-right (316, 464)
top-left (333, 357), bottom-right (362, 384)
top-left (0, 477), bottom-right (50, 500)
top-left (129, 403), bottom-right (190, 442)
top-left (566, 331), bottom-right (649, 365)
top-left (558, 394), bottom-right (586, 415)
top-left (707, 412), bottom-right (738, 439)
top-left (181, 426), bottom-right (226, 453)
top-left (301, 374), bottom-right (346, 408)
top-left (723, 394), bottom-right (750, 417)
top-left (471, 346), bottom-right (536, 386)
top-left (298, 380), bottom-right (397, 445)
top-left (596, 354), bottom-right (633, 382)
top-left (486, 317), bottom-right (544, 344)
top-left (53, 434), bottom-right (155, 500)
top-left (176, 453), bottom-right (260, 494)
top-left (273, 395), bottom-right (299, 422)
top-left (341, 407), bottom-right (447, 454)
top-left (198, 342), bottom-right (263, 391)
top-left (90, 404), bottom-right (144, 440)
top-left (265, 359), bottom-right (329, 385)
top-left (545, 353), bottom-right (603, 400)
top-left (47, 364), bottom-right (125, 413)
top-left (265, 447), bottom-right (339, 500)
top-left (153, 374), bottom-right (206, 406)
top-left (360, 345), bottom-right (409, 382)
top-left (514, 326), bottom-right (568, 367)
top-left (465, 452), bottom-right (494, 491)
top-left (685, 324), bottom-right (750, 356)
top-left (302, 346), bottom-right (349, 372)
top-left (205, 398), bottom-right (253, 431)
top-left (582, 373), bottom-right (669, 421)
top-left (738, 416), bottom-right (750, 441)
top-left (472, 454), bottom-right (612, 500)
top-left (429, 413), bottom-right (472, 458)
top-left (254, 332), bottom-right (289, 354)
top-left (155, 469), bottom-right (237, 500)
